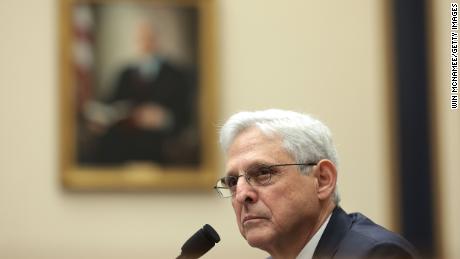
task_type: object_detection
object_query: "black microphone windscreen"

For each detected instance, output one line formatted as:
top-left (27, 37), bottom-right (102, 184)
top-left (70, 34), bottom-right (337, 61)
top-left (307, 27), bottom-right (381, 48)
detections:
top-left (179, 224), bottom-right (220, 259)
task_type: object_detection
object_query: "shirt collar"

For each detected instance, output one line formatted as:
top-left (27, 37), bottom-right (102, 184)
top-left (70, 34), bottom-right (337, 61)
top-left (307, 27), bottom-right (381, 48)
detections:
top-left (265, 213), bottom-right (333, 259)
top-left (295, 213), bottom-right (332, 259)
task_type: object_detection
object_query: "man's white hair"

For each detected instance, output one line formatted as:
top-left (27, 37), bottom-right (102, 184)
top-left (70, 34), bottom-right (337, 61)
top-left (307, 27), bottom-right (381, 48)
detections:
top-left (219, 109), bottom-right (340, 204)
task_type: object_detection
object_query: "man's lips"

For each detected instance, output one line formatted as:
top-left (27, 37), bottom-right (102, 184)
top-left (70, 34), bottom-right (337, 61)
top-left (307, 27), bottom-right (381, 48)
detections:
top-left (242, 215), bottom-right (268, 224)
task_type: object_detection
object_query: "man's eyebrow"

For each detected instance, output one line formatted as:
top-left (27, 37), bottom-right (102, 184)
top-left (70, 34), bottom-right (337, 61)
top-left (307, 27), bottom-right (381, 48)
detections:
top-left (225, 169), bottom-right (238, 176)
top-left (225, 161), bottom-right (277, 175)
top-left (247, 161), bottom-right (273, 168)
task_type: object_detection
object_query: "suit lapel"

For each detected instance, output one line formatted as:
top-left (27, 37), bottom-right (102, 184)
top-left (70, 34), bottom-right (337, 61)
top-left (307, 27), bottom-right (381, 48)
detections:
top-left (313, 206), bottom-right (352, 259)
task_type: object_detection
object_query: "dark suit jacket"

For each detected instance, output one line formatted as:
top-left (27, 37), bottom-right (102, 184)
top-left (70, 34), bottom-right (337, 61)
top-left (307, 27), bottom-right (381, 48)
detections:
top-left (313, 207), bottom-right (418, 259)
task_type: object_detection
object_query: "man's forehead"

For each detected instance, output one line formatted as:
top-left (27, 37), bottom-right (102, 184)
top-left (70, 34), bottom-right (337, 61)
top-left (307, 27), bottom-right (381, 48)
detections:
top-left (224, 128), bottom-right (292, 175)
top-left (227, 127), bottom-right (281, 153)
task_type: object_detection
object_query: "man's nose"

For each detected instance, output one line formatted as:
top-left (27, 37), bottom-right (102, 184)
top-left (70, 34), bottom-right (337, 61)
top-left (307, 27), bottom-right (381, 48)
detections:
top-left (234, 176), bottom-right (257, 204)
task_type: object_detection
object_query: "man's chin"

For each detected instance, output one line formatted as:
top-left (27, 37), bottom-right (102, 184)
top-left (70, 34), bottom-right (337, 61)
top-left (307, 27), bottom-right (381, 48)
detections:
top-left (244, 230), bottom-right (273, 249)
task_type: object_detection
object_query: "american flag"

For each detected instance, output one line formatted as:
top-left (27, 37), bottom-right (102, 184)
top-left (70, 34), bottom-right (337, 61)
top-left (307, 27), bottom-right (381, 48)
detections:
top-left (72, 4), bottom-right (95, 114)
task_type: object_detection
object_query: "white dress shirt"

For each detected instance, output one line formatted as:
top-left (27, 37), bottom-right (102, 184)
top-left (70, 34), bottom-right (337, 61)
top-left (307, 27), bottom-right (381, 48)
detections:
top-left (295, 214), bottom-right (332, 259)
top-left (266, 213), bottom-right (332, 259)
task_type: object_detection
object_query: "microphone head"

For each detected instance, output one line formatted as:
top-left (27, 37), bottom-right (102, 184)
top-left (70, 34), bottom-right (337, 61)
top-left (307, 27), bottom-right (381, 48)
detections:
top-left (180, 224), bottom-right (220, 259)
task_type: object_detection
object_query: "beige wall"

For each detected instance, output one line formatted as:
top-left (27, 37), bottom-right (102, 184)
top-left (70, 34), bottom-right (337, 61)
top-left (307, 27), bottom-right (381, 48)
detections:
top-left (0, 0), bottom-right (456, 258)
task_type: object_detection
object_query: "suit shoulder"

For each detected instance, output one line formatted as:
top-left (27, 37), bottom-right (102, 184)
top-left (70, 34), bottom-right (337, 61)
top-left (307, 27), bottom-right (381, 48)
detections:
top-left (348, 213), bottom-right (409, 244)
top-left (341, 213), bottom-right (417, 258)
top-left (366, 242), bottom-right (417, 259)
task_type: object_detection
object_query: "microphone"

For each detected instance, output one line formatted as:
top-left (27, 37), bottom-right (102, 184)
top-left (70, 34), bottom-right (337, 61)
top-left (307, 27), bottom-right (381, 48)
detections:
top-left (176, 224), bottom-right (221, 259)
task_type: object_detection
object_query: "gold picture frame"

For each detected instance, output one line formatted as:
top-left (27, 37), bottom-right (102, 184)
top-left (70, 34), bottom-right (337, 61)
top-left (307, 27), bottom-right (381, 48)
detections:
top-left (59, 0), bottom-right (218, 191)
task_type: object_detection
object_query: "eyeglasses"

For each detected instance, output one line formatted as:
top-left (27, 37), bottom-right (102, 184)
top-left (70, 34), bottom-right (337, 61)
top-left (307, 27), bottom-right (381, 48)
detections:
top-left (214, 162), bottom-right (317, 198)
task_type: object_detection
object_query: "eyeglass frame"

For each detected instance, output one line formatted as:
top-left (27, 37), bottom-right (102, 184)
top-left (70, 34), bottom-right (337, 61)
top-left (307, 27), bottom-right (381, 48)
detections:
top-left (213, 162), bottom-right (318, 198)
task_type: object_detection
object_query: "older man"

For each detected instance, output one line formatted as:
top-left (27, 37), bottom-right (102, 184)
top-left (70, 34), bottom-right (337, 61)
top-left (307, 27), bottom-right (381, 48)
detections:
top-left (214, 109), bottom-right (417, 259)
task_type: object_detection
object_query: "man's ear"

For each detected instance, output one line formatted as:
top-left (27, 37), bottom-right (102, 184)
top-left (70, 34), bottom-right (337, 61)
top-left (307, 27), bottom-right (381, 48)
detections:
top-left (314, 159), bottom-right (337, 201)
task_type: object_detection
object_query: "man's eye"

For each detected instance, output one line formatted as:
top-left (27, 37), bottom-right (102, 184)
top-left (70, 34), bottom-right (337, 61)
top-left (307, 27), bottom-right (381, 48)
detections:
top-left (225, 176), bottom-right (238, 188)
top-left (247, 166), bottom-right (273, 185)
top-left (246, 165), bottom-right (270, 176)
top-left (257, 167), bottom-right (273, 175)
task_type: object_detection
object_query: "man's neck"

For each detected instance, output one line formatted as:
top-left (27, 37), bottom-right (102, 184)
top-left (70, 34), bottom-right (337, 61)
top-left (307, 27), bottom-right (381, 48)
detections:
top-left (269, 202), bottom-right (336, 259)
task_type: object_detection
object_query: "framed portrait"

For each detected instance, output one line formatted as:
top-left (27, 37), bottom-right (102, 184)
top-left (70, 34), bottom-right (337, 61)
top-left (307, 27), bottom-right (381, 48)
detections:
top-left (58, 0), bottom-right (218, 191)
